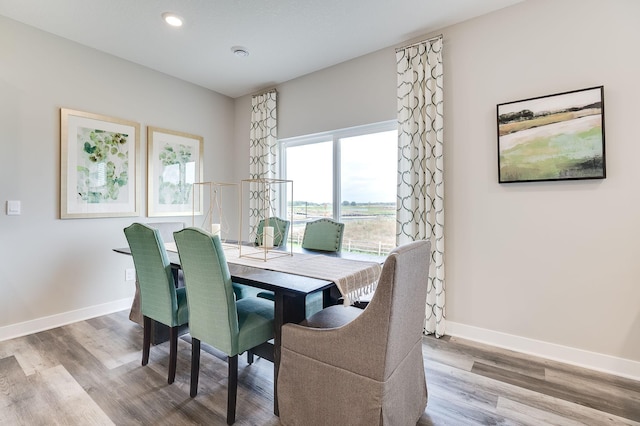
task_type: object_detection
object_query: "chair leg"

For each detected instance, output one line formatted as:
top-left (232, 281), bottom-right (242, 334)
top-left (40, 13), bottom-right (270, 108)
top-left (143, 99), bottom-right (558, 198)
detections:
top-left (190, 338), bottom-right (201, 397)
top-left (247, 350), bottom-right (254, 365)
top-left (168, 326), bottom-right (178, 384)
top-left (227, 355), bottom-right (238, 425)
top-left (142, 316), bottom-right (151, 366)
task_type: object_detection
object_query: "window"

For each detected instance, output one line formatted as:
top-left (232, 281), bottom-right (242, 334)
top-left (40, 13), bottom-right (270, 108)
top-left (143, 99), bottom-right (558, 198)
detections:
top-left (280, 121), bottom-right (397, 255)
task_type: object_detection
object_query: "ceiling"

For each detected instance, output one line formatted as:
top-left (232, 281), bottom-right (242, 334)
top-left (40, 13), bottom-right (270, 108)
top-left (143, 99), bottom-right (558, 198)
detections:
top-left (0, 0), bottom-right (524, 98)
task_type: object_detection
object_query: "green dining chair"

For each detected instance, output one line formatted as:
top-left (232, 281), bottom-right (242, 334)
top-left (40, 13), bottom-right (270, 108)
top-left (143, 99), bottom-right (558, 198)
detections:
top-left (232, 217), bottom-right (292, 302)
top-left (301, 218), bottom-right (345, 252)
top-left (257, 289), bottom-right (324, 318)
top-left (173, 227), bottom-right (275, 425)
top-left (254, 217), bottom-right (322, 316)
top-left (123, 223), bottom-right (189, 385)
top-left (280, 218), bottom-right (345, 315)
top-left (255, 217), bottom-right (291, 247)
top-left (259, 218), bottom-right (344, 316)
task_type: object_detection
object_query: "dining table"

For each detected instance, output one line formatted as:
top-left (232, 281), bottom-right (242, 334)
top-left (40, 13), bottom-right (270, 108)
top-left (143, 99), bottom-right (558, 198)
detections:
top-left (113, 241), bottom-right (383, 415)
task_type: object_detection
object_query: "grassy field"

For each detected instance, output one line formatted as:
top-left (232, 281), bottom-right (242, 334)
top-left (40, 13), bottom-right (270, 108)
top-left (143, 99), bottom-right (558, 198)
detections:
top-left (289, 202), bottom-right (396, 254)
top-left (499, 126), bottom-right (603, 181)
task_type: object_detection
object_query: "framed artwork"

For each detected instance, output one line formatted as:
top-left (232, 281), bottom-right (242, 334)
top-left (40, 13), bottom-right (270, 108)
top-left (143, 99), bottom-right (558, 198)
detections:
top-left (497, 86), bottom-right (605, 183)
top-left (60, 108), bottom-right (140, 219)
top-left (147, 126), bottom-right (203, 217)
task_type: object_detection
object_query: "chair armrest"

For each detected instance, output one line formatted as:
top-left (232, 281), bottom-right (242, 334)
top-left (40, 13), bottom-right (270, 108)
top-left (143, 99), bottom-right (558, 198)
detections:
top-left (281, 305), bottom-right (387, 379)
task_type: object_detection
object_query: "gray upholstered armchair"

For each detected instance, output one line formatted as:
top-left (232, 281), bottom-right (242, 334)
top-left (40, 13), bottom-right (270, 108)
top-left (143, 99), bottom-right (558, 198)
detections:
top-left (277, 240), bottom-right (432, 425)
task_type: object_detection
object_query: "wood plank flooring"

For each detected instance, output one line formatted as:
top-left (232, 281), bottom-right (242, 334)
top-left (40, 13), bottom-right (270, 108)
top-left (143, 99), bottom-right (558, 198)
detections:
top-left (0, 310), bottom-right (638, 425)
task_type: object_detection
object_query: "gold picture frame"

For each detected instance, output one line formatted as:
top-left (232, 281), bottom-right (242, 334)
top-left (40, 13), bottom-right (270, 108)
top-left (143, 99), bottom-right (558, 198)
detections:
top-left (147, 126), bottom-right (203, 217)
top-left (60, 108), bottom-right (140, 219)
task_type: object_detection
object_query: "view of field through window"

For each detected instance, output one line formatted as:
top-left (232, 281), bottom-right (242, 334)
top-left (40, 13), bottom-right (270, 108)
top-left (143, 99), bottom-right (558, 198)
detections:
top-left (284, 128), bottom-right (397, 255)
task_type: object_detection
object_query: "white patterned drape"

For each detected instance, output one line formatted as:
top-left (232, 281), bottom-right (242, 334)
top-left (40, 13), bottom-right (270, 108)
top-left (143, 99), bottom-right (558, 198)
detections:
top-left (249, 90), bottom-right (278, 231)
top-left (396, 37), bottom-right (445, 337)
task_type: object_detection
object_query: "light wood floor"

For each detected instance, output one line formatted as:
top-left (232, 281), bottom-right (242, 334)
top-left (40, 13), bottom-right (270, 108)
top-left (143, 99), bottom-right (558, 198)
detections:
top-left (1, 310), bottom-right (639, 425)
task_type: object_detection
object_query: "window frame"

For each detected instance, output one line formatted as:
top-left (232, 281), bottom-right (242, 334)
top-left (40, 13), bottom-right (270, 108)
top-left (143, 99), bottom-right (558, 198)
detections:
top-left (278, 119), bottom-right (397, 220)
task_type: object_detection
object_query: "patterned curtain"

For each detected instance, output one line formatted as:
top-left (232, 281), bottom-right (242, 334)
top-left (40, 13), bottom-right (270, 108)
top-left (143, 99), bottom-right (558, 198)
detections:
top-left (396, 36), bottom-right (445, 337)
top-left (249, 89), bottom-right (278, 232)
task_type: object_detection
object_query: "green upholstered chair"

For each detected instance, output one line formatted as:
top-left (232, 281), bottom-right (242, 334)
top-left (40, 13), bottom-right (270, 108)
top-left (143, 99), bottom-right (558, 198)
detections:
top-left (280, 218), bottom-right (345, 316)
top-left (256, 218), bottom-right (346, 317)
top-left (232, 282), bottom-right (262, 300)
top-left (254, 217), bottom-right (322, 317)
top-left (255, 217), bottom-right (290, 247)
top-left (128, 221), bottom-right (186, 327)
top-left (301, 218), bottom-right (345, 252)
top-left (123, 223), bottom-right (189, 385)
top-left (257, 289), bottom-right (323, 318)
top-left (232, 217), bottom-right (292, 302)
top-left (253, 216), bottom-right (323, 315)
top-left (173, 227), bottom-right (275, 425)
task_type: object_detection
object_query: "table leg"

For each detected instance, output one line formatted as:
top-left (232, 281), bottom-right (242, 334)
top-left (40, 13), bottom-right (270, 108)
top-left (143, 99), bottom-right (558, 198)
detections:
top-left (273, 292), bottom-right (306, 416)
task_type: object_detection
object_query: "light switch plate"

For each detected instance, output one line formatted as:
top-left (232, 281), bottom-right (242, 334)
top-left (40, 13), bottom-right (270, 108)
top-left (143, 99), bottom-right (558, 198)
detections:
top-left (125, 268), bottom-right (136, 281)
top-left (7, 200), bottom-right (20, 215)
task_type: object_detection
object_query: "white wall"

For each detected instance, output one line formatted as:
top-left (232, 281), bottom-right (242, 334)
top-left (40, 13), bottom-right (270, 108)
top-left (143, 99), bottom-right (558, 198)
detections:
top-left (0, 16), bottom-right (234, 337)
top-left (443, 0), bottom-right (640, 371)
top-left (233, 0), bottom-right (640, 377)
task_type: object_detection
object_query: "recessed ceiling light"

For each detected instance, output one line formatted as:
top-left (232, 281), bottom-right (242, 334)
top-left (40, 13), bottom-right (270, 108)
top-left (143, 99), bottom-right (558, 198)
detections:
top-left (231, 46), bottom-right (249, 58)
top-left (162, 12), bottom-right (183, 27)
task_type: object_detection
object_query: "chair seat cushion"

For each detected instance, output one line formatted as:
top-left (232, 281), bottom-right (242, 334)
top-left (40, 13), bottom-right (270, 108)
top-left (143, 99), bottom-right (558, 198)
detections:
top-left (256, 290), bottom-right (275, 300)
top-left (302, 304), bottom-right (363, 329)
top-left (176, 287), bottom-right (189, 326)
top-left (257, 290), bottom-right (324, 317)
top-left (236, 297), bottom-right (275, 352)
top-left (233, 282), bottom-right (262, 299)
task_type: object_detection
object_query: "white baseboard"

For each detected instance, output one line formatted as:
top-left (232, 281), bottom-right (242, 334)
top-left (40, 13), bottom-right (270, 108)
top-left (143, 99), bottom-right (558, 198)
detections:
top-left (3, 306), bottom-right (638, 381)
top-left (446, 321), bottom-right (640, 381)
top-left (0, 297), bottom-right (133, 343)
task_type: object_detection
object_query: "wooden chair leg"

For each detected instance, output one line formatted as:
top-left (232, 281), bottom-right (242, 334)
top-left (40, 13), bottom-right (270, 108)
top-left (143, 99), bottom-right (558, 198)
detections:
top-left (227, 355), bottom-right (238, 425)
top-left (168, 326), bottom-right (178, 384)
top-left (190, 338), bottom-right (201, 397)
top-left (247, 350), bottom-right (254, 365)
top-left (142, 316), bottom-right (151, 366)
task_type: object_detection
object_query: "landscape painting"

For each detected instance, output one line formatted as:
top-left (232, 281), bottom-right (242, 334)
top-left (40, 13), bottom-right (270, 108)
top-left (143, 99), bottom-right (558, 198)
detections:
top-left (497, 86), bottom-right (605, 183)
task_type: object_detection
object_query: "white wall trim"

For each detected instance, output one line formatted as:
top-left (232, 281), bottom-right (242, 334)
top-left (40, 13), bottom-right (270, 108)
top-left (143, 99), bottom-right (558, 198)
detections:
top-left (3, 306), bottom-right (639, 381)
top-left (446, 321), bottom-right (640, 381)
top-left (0, 297), bottom-right (134, 343)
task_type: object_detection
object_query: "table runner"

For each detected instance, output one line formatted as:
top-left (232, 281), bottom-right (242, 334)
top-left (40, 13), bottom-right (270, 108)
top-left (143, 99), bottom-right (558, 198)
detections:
top-left (166, 242), bottom-right (381, 305)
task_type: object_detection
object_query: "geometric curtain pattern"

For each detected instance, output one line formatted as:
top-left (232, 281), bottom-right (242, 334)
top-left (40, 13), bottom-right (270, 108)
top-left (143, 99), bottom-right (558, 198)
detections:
top-left (249, 89), bottom-right (278, 232)
top-left (396, 36), bottom-right (445, 337)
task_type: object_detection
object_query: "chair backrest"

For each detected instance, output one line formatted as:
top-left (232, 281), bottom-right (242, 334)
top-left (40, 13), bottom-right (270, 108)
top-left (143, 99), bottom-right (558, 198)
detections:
top-left (356, 240), bottom-right (431, 379)
top-left (146, 221), bottom-right (186, 288)
top-left (255, 217), bottom-right (290, 247)
top-left (124, 223), bottom-right (179, 326)
top-left (173, 227), bottom-right (239, 355)
top-left (301, 218), bottom-right (345, 252)
top-left (147, 221), bottom-right (185, 243)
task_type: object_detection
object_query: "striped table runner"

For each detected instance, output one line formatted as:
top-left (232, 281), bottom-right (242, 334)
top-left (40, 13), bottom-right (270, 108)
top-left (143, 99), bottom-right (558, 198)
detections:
top-left (166, 242), bottom-right (381, 305)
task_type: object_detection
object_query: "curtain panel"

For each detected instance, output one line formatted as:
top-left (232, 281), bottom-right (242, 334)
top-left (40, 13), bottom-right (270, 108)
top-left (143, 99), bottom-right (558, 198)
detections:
top-left (396, 37), bottom-right (445, 337)
top-left (249, 90), bottom-right (278, 231)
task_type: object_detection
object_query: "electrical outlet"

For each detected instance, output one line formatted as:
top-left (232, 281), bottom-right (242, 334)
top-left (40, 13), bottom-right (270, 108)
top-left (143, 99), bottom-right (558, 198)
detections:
top-left (125, 268), bottom-right (136, 281)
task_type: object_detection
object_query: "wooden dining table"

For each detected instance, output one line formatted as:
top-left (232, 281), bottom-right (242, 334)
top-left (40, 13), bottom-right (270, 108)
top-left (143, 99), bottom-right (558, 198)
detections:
top-left (113, 243), bottom-right (383, 415)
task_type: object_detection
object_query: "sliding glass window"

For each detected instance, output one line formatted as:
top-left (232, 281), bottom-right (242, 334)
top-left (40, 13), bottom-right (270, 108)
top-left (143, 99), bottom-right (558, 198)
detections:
top-left (280, 121), bottom-right (397, 255)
